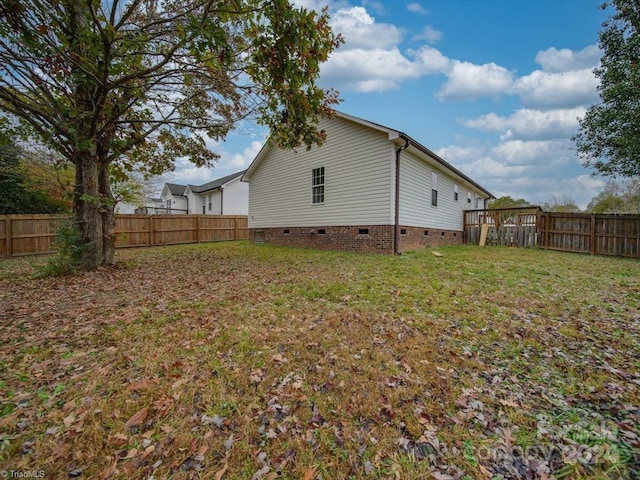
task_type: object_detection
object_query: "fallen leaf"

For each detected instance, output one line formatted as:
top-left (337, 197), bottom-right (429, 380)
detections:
top-left (63, 413), bottom-right (76, 428)
top-left (107, 433), bottom-right (128, 446)
top-left (124, 448), bottom-right (138, 459)
top-left (124, 407), bottom-right (148, 430)
top-left (214, 462), bottom-right (228, 480)
top-left (100, 457), bottom-right (118, 479)
top-left (251, 465), bottom-right (270, 480)
top-left (303, 467), bottom-right (316, 480)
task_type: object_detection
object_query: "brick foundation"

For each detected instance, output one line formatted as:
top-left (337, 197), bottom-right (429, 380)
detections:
top-left (398, 225), bottom-right (463, 252)
top-left (249, 224), bottom-right (462, 254)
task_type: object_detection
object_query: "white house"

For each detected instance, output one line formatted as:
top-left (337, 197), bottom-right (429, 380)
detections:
top-left (242, 111), bottom-right (493, 254)
top-left (160, 171), bottom-right (247, 215)
top-left (160, 183), bottom-right (189, 214)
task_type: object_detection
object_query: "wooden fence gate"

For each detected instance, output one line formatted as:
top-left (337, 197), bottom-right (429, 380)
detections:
top-left (464, 208), bottom-right (640, 259)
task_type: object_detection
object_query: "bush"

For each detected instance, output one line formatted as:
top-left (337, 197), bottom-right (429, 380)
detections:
top-left (35, 218), bottom-right (86, 277)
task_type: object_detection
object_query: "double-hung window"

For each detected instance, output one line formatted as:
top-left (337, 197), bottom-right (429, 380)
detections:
top-left (431, 172), bottom-right (438, 207)
top-left (454, 184), bottom-right (459, 201)
top-left (312, 167), bottom-right (325, 204)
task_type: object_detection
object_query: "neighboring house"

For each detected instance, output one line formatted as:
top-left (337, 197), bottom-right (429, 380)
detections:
top-left (242, 111), bottom-right (493, 254)
top-left (160, 183), bottom-right (189, 214)
top-left (133, 197), bottom-right (165, 215)
top-left (160, 171), bottom-right (247, 215)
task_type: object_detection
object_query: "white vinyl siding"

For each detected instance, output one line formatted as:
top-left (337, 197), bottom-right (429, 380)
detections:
top-left (248, 116), bottom-right (394, 228)
top-left (220, 177), bottom-right (248, 215)
top-left (399, 150), bottom-right (484, 231)
top-left (210, 191), bottom-right (222, 214)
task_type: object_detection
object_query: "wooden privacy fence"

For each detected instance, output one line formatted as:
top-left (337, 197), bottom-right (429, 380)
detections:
top-left (0, 214), bottom-right (248, 257)
top-left (465, 208), bottom-right (640, 258)
top-left (464, 207), bottom-right (541, 248)
top-left (538, 212), bottom-right (640, 258)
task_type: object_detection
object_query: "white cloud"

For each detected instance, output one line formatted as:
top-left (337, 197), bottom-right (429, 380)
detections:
top-left (413, 25), bottom-right (443, 43)
top-left (535, 44), bottom-right (600, 73)
top-left (460, 107), bottom-right (586, 141)
top-left (437, 61), bottom-right (514, 101)
top-left (513, 68), bottom-right (600, 109)
top-left (407, 2), bottom-right (428, 15)
top-left (465, 156), bottom-right (530, 179)
top-left (412, 45), bottom-right (450, 74)
top-left (229, 141), bottom-right (263, 169)
top-left (330, 6), bottom-right (402, 49)
top-left (322, 47), bottom-right (424, 91)
top-left (291, 0), bottom-right (334, 11)
top-left (436, 137), bottom-right (599, 208)
top-left (492, 139), bottom-right (568, 165)
top-left (362, 0), bottom-right (387, 15)
top-left (171, 139), bottom-right (263, 186)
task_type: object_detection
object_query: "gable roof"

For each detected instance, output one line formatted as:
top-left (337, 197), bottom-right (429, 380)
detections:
top-left (243, 111), bottom-right (493, 198)
top-left (163, 171), bottom-right (246, 197)
top-left (166, 183), bottom-right (187, 196)
top-left (188, 170), bottom-right (245, 194)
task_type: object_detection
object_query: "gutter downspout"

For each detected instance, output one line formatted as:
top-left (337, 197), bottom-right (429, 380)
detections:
top-left (394, 136), bottom-right (410, 255)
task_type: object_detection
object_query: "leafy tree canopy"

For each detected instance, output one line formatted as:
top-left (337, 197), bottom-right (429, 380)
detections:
top-left (586, 178), bottom-right (640, 212)
top-left (0, 0), bottom-right (342, 270)
top-left (574, 0), bottom-right (640, 177)
top-left (0, 135), bottom-right (71, 213)
top-left (543, 196), bottom-right (582, 213)
top-left (488, 196), bottom-right (532, 209)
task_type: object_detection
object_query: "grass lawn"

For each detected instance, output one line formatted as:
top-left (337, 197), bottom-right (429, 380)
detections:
top-left (0, 242), bottom-right (638, 479)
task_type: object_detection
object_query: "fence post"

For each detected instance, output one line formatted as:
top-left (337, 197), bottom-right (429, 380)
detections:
top-left (197, 215), bottom-right (201, 243)
top-left (149, 215), bottom-right (154, 247)
top-left (234, 216), bottom-right (239, 241)
top-left (590, 214), bottom-right (596, 256)
top-left (6, 216), bottom-right (12, 257)
top-left (544, 213), bottom-right (550, 250)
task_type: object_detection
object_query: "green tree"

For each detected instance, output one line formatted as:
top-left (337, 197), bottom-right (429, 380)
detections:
top-left (543, 196), bottom-right (582, 213)
top-left (0, 0), bottom-right (342, 270)
top-left (586, 178), bottom-right (640, 212)
top-left (573, 0), bottom-right (640, 177)
top-left (488, 196), bottom-right (532, 209)
top-left (0, 133), bottom-right (69, 213)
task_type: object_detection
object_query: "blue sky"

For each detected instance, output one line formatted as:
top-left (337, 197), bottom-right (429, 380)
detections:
top-left (171, 0), bottom-right (610, 208)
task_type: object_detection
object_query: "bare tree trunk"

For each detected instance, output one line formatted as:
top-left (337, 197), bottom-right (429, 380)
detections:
top-left (99, 162), bottom-right (116, 266)
top-left (74, 154), bottom-right (104, 271)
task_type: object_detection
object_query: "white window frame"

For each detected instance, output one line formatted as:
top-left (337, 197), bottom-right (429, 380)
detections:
top-left (454, 184), bottom-right (459, 201)
top-left (312, 167), bottom-right (325, 204)
top-left (431, 171), bottom-right (438, 207)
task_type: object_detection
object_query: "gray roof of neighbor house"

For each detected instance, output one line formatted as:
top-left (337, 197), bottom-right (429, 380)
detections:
top-left (188, 170), bottom-right (245, 194)
top-left (243, 111), bottom-right (494, 199)
top-left (166, 183), bottom-right (187, 196)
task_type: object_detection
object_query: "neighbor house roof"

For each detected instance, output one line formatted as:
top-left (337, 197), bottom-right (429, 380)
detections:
top-left (243, 111), bottom-right (494, 199)
top-left (166, 183), bottom-right (187, 196)
top-left (188, 170), bottom-right (245, 194)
